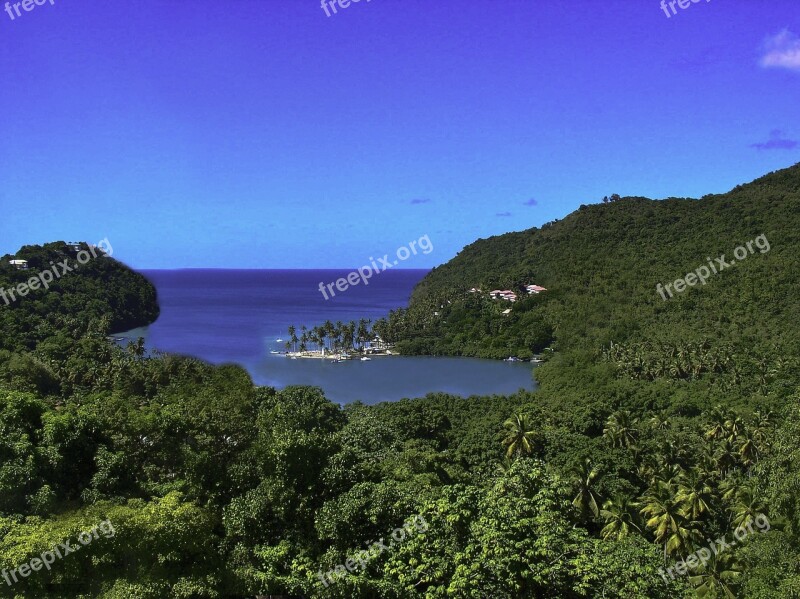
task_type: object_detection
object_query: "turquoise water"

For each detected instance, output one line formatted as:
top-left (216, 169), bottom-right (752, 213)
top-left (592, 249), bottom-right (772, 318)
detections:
top-left (121, 269), bottom-right (536, 404)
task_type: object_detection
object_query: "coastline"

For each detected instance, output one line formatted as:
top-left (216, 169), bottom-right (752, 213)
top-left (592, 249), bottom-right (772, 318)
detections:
top-left (282, 349), bottom-right (396, 360)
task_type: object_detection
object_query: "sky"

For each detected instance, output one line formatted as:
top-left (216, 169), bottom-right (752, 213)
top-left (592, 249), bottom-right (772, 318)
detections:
top-left (0, 0), bottom-right (798, 269)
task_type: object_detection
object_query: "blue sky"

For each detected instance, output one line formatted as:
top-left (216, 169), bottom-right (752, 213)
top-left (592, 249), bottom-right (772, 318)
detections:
top-left (1, 0), bottom-right (798, 269)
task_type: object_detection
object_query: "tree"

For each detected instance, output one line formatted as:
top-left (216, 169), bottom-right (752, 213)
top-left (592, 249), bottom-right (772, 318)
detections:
top-left (640, 483), bottom-right (702, 560)
top-left (600, 494), bottom-right (642, 540)
top-left (501, 413), bottom-right (537, 459)
top-left (603, 410), bottom-right (639, 449)
top-left (571, 458), bottom-right (602, 519)
top-left (676, 467), bottom-right (714, 520)
top-left (688, 552), bottom-right (741, 599)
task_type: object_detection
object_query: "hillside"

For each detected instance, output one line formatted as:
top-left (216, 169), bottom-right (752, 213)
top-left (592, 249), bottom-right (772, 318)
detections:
top-left (380, 163), bottom-right (800, 366)
top-left (0, 241), bottom-right (160, 352)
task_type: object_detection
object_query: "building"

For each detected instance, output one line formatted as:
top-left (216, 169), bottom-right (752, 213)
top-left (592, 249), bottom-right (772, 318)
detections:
top-left (489, 290), bottom-right (518, 302)
top-left (502, 308), bottom-right (512, 316)
top-left (9, 259), bottom-right (28, 270)
top-left (525, 284), bottom-right (548, 294)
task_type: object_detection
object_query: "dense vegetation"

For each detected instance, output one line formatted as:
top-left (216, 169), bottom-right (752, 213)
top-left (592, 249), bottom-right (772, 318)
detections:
top-left (0, 163), bottom-right (798, 597)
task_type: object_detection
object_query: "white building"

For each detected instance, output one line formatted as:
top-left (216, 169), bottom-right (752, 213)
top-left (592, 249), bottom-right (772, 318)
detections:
top-left (525, 284), bottom-right (548, 294)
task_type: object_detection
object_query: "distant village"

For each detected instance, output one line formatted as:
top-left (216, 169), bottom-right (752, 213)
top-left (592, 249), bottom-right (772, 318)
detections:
top-left (468, 284), bottom-right (547, 302)
top-left (465, 284), bottom-right (548, 316)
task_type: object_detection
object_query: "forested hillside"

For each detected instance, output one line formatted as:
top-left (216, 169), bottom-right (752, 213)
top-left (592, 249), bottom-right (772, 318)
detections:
top-left (0, 165), bottom-right (798, 598)
top-left (379, 163), bottom-right (800, 362)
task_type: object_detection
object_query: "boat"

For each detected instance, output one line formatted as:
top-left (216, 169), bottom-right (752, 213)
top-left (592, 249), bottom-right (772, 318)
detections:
top-left (270, 350), bottom-right (280, 355)
top-left (360, 357), bottom-right (372, 361)
top-left (276, 338), bottom-right (284, 342)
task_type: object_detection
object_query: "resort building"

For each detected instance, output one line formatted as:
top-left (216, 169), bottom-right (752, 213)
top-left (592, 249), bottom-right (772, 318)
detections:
top-left (9, 259), bottom-right (28, 270)
top-left (525, 284), bottom-right (548, 294)
top-left (365, 336), bottom-right (393, 352)
top-left (489, 290), bottom-right (518, 302)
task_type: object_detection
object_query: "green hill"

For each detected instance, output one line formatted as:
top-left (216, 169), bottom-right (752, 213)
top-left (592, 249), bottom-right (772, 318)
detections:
top-left (0, 241), bottom-right (160, 353)
top-left (381, 163), bottom-right (800, 367)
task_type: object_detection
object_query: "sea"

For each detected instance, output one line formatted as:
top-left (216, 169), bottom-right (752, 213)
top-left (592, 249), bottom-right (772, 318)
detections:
top-left (120, 269), bottom-right (536, 404)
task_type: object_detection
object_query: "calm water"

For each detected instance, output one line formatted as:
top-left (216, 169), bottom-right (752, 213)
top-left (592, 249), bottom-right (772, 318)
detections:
top-left (121, 269), bottom-right (536, 404)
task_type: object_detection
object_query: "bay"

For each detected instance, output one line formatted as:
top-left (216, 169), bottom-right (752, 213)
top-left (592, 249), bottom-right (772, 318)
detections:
top-left (120, 269), bottom-right (536, 404)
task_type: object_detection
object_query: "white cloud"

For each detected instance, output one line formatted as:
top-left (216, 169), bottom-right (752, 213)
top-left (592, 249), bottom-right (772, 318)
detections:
top-left (760, 29), bottom-right (800, 72)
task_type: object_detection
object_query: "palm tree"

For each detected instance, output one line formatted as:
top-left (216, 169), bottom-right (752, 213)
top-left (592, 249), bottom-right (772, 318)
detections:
top-left (705, 406), bottom-right (730, 441)
top-left (688, 552), bottom-right (741, 599)
top-left (676, 467), bottom-right (714, 520)
top-left (502, 414), bottom-right (537, 459)
top-left (603, 410), bottom-right (639, 449)
top-left (724, 414), bottom-right (745, 442)
top-left (356, 318), bottom-right (370, 351)
top-left (636, 459), bottom-right (657, 487)
top-left (600, 495), bottom-right (642, 540)
top-left (640, 483), bottom-right (702, 560)
top-left (653, 463), bottom-right (684, 489)
top-left (657, 440), bottom-right (689, 469)
top-left (334, 320), bottom-right (345, 351)
top-left (730, 482), bottom-right (769, 530)
top-left (495, 455), bottom-right (514, 475)
top-left (571, 458), bottom-right (603, 519)
top-left (323, 320), bottom-right (335, 351)
top-left (718, 474), bottom-right (742, 504)
top-left (342, 322), bottom-right (355, 352)
top-left (649, 412), bottom-right (671, 431)
top-left (714, 439), bottom-right (739, 477)
top-left (736, 428), bottom-right (760, 468)
top-left (751, 410), bottom-right (773, 445)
